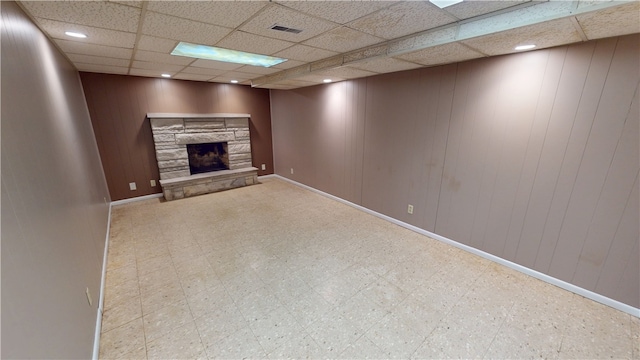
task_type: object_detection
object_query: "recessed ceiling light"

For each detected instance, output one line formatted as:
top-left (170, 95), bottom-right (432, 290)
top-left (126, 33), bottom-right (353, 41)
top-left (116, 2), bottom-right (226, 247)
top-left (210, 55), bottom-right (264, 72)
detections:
top-left (515, 44), bottom-right (536, 51)
top-left (65, 31), bottom-right (87, 38)
top-left (171, 41), bottom-right (287, 68)
top-left (429, 0), bottom-right (463, 9)
top-left (230, 80), bottom-right (239, 84)
top-left (323, 79), bottom-right (332, 83)
top-left (161, 74), bottom-right (171, 78)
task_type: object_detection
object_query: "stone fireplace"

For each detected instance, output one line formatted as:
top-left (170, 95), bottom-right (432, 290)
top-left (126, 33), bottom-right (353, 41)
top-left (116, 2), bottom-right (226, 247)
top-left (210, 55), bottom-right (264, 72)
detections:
top-left (148, 113), bottom-right (258, 201)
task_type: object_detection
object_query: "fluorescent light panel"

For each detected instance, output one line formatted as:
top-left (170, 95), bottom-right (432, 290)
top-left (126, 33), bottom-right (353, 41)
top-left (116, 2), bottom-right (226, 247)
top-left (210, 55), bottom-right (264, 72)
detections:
top-left (171, 42), bottom-right (287, 68)
top-left (429, 0), bottom-right (463, 9)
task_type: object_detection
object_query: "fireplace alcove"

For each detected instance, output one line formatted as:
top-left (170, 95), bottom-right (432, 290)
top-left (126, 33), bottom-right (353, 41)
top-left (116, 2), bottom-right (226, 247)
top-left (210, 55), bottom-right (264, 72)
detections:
top-left (187, 142), bottom-right (230, 174)
top-left (148, 113), bottom-right (258, 201)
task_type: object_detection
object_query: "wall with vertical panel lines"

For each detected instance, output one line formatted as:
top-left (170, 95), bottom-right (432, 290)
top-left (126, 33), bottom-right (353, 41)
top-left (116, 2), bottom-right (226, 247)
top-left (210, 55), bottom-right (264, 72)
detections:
top-left (271, 34), bottom-right (639, 307)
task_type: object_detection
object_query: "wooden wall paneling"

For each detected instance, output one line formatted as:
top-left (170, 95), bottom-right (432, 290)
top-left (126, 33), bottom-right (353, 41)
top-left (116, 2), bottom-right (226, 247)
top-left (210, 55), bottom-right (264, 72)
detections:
top-left (535, 39), bottom-right (615, 273)
top-left (351, 78), bottom-right (368, 205)
top-left (410, 67), bottom-right (443, 231)
top-left (617, 239), bottom-right (639, 307)
top-left (466, 56), bottom-right (520, 251)
top-left (546, 35), bottom-right (640, 280)
top-left (594, 171), bottom-right (639, 301)
top-left (441, 59), bottom-right (496, 246)
top-left (481, 51), bottom-right (549, 257)
top-left (502, 48), bottom-right (566, 261)
top-left (424, 64), bottom-right (456, 233)
top-left (434, 62), bottom-right (467, 239)
top-left (269, 34), bottom-right (639, 308)
top-left (360, 76), bottom-right (392, 215)
top-left (572, 89), bottom-right (639, 289)
top-left (342, 81), bottom-right (357, 203)
top-left (513, 43), bottom-right (592, 269)
top-left (391, 71), bottom-right (429, 224)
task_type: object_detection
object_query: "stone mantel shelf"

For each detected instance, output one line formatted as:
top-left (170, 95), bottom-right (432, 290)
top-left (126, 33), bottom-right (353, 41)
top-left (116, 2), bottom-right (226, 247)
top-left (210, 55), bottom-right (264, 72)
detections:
top-left (160, 167), bottom-right (258, 187)
top-left (147, 112), bottom-right (251, 119)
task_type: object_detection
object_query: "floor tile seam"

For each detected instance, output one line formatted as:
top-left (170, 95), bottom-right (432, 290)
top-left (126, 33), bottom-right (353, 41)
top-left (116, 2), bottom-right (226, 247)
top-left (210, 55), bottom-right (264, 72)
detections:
top-left (263, 326), bottom-right (319, 359)
top-left (336, 331), bottom-right (384, 358)
top-left (478, 297), bottom-right (521, 359)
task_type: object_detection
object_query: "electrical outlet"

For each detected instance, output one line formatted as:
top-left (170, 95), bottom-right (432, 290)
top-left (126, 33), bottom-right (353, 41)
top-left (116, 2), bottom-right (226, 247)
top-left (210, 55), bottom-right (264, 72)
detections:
top-left (129, 182), bottom-right (137, 191)
top-left (290, 168), bottom-right (294, 174)
top-left (85, 287), bottom-right (93, 306)
top-left (261, 164), bottom-right (266, 171)
top-left (407, 204), bottom-right (414, 214)
top-left (150, 179), bottom-right (156, 187)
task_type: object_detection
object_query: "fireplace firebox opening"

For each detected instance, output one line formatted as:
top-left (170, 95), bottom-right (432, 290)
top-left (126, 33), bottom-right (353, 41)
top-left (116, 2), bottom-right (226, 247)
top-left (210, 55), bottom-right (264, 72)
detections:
top-left (187, 142), bottom-right (229, 175)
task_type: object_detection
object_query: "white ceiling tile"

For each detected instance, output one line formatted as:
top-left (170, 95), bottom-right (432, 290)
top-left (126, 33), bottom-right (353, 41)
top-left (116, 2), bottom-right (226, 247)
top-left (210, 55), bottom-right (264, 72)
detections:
top-left (394, 42), bottom-right (485, 66)
top-left (347, 2), bottom-right (456, 40)
top-left (214, 73), bottom-right (254, 81)
top-left (138, 36), bottom-right (179, 53)
top-left (234, 66), bottom-right (281, 76)
top-left (20, 1), bottom-right (140, 32)
top-left (179, 66), bottom-right (225, 77)
top-left (189, 59), bottom-right (244, 71)
top-left (278, 1), bottom-right (397, 25)
top-left (75, 63), bottom-right (129, 75)
top-left (240, 4), bottom-right (338, 42)
top-left (35, 18), bottom-right (136, 48)
top-left (576, 1), bottom-right (640, 40)
top-left (129, 69), bottom-right (173, 78)
top-left (461, 18), bottom-right (582, 56)
top-left (349, 57), bottom-right (422, 74)
top-left (172, 73), bottom-right (215, 82)
top-left (134, 50), bottom-right (194, 66)
top-left (458, 1), bottom-right (574, 39)
top-left (67, 54), bottom-right (130, 67)
top-left (389, 26), bottom-right (457, 54)
top-left (55, 39), bottom-right (133, 59)
top-left (273, 44), bottom-right (338, 62)
top-left (313, 66), bottom-right (378, 80)
top-left (443, 0), bottom-right (531, 20)
top-left (146, 1), bottom-right (267, 29)
top-left (142, 12), bottom-right (231, 46)
top-left (131, 61), bottom-right (184, 72)
top-left (303, 26), bottom-right (384, 53)
top-left (215, 31), bottom-right (294, 56)
top-left (272, 59), bottom-right (306, 70)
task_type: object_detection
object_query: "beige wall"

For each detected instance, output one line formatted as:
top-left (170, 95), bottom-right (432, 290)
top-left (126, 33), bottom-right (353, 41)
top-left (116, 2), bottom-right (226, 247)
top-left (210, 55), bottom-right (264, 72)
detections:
top-left (272, 34), bottom-right (639, 308)
top-left (1, 2), bottom-right (111, 358)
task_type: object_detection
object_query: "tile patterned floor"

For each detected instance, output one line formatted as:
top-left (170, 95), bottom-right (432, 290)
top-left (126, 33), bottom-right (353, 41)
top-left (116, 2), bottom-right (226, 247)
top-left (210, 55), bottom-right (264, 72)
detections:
top-left (99, 178), bottom-right (639, 359)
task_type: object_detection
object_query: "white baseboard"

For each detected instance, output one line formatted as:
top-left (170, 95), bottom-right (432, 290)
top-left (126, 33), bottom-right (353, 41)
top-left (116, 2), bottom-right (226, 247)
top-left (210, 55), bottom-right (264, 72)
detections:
top-left (274, 175), bottom-right (640, 318)
top-left (257, 174), bottom-right (277, 180)
top-left (92, 201), bottom-right (112, 360)
top-left (110, 193), bottom-right (163, 206)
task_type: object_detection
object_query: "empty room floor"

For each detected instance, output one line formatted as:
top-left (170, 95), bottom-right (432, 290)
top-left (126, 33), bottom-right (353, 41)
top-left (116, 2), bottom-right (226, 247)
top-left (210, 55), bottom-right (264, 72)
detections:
top-left (99, 178), bottom-right (638, 359)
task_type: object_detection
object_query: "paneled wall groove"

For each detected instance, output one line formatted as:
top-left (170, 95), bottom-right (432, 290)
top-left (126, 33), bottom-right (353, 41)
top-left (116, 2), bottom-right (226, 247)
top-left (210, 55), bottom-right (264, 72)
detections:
top-left (272, 34), bottom-right (639, 308)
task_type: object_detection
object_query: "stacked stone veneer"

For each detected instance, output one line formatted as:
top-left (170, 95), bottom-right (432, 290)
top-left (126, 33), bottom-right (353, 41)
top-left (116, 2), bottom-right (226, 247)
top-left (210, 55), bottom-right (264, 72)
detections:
top-left (148, 113), bottom-right (258, 201)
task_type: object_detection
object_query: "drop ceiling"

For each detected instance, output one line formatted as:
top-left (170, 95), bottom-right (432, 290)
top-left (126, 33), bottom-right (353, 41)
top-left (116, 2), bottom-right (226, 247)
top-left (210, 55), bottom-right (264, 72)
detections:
top-left (17, 0), bottom-right (640, 89)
